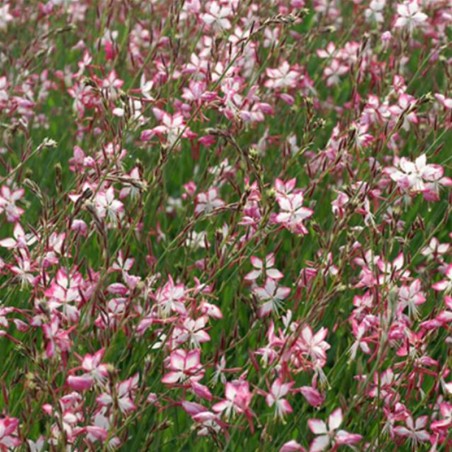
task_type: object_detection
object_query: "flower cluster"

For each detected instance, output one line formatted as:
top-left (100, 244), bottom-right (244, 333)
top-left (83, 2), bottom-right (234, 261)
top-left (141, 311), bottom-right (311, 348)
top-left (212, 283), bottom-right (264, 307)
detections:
top-left (0, 0), bottom-right (450, 450)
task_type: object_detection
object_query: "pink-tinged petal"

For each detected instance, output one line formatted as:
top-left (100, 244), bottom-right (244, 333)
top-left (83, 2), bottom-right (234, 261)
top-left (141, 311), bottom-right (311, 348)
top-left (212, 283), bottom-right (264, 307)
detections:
top-left (393, 426), bottom-right (411, 437)
top-left (258, 301), bottom-right (273, 317)
top-left (0, 238), bottom-right (16, 248)
top-left (267, 269), bottom-right (284, 280)
top-left (186, 349), bottom-right (201, 368)
top-left (254, 287), bottom-right (270, 299)
top-left (415, 431), bottom-right (430, 442)
top-left (336, 430), bottom-right (362, 445)
top-left (266, 254), bottom-right (276, 267)
top-left (309, 435), bottom-right (330, 452)
top-left (393, 253), bottom-right (404, 270)
top-left (432, 281), bottom-right (448, 291)
top-left (244, 270), bottom-right (261, 281)
top-left (280, 440), bottom-right (304, 452)
top-left (161, 371), bottom-right (181, 384)
top-left (299, 386), bottom-right (325, 407)
top-left (181, 401), bottom-right (205, 416)
top-left (170, 349), bottom-right (186, 370)
top-left (67, 375), bottom-right (94, 391)
top-left (301, 326), bottom-right (313, 343)
top-left (415, 416), bottom-right (428, 429)
top-left (328, 408), bottom-right (343, 430)
top-left (276, 287), bottom-right (291, 299)
top-left (297, 207), bottom-right (314, 220)
top-left (280, 399), bottom-right (293, 414)
top-left (191, 381), bottom-right (212, 401)
top-left (250, 256), bottom-right (263, 269)
top-left (308, 419), bottom-right (327, 435)
top-left (212, 400), bottom-right (229, 413)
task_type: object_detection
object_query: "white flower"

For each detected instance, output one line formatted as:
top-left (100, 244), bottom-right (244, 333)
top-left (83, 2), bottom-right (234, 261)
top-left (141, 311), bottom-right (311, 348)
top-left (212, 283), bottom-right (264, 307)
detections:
top-left (0, 4), bottom-right (13, 31)
top-left (201, 2), bottom-right (232, 32)
top-left (395, 1), bottom-right (428, 31)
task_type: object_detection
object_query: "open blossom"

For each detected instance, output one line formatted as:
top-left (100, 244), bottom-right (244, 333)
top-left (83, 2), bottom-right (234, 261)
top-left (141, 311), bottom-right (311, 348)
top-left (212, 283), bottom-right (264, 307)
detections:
top-left (393, 415), bottom-right (430, 446)
top-left (398, 279), bottom-right (426, 318)
top-left (154, 276), bottom-right (187, 316)
top-left (97, 375), bottom-right (138, 413)
top-left (67, 349), bottom-right (110, 390)
top-left (385, 154), bottom-right (451, 200)
top-left (421, 237), bottom-right (449, 260)
top-left (253, 278), bottom-right (291, 317)
top-left (141, 109), bottom-right (195, 148)
top-left (0, 416), bottom-right (21, 449)
top-left (299, 326), bottom-right (330, 364)
top-left (265, 62), bottom-right (299, 90)
top-left (0, 223), bottom-right (37, 249)
top-left (42, 316), bottom-right (72, 358)
top-left (94, 187), bottom-right (124, 225)
top-left (323, 59), bottom-right (348, 86)
top-left (245, 254), bottom-right (283, 282)
top-left (364, 0), bottom-right (386, 23)
top-left (173, 316), bottom-right (211, 348)
top-left (433, 264), bottom-right (452, 293)
top-left (265, 378), bottom-right (294, 420)
top-left (0, 185), bottom-right (25, 222)
top-left (275, 189), bottom-right (313, 235)
top-left (195, 188), bottom-right (225, 215)
top-left (308, 408), bottom-right (362, 452)
top-left (213, 380), bottom-right (253, 420)
top-left (201, 2), bottom-right (232, 31)
top-left (44, 269), bottom-right (84, 321)
top-left (395, 1), bottom-right (428, 31)
top-left (162, 349), bottom-right (204, 384)
top-left (0, 4), bottom-right (13, 31)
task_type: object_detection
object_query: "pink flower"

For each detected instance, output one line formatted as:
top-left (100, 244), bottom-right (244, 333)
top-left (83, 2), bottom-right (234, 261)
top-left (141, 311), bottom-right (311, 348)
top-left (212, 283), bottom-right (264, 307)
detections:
top-left (433, 264), bottom-right (452, 293)
top-left (300, 326), bottom-right (330, 364)
top-left (435, 94), bottom-right (452, 110)
top-left (386, 154), bottom-right (451, 200)
top-left (141, 109), bottom-right (195, 147)
top-left (299, 386), bottom-right (325, 407)
top-left (201, 2), bottom-right (232, 31)
top-left (280, 440), bottom-right (305, 452)
top-left (213, 380), bottom-right (253, 419)
top-left (44, 269), bottom-right (84, 321)
top-left (395, 1), bottom-right (428, 31)
top-left (253, 278), bottom-right (291, 317)
top-left (0, 4), bottom-right (13, 31)
top-left (323, 59), bottom-right (348, 86)
top-left (393, 415), bottom-right (430, 446)
top-left (308, 408), bottom-right (362, 452)
top-left (398, 279), bottom-right (426, 318)
top-left (195, 188), bottom-right (225, 215)
top-left (0, 417), bottom-right (21, 449)
top-left (67, 349), bottom-right (110, 390)
top-left (162, 349), bottom-right (204, 384)
top-left (97, 375), bottom-right (138, 413)
top-left (181, 402), bottom-right (224, 437)
top-left (94, 187), bottom-right (124, 225)
top-left (0, 185), bottom-right (24, 223)
top-left (275, 189), bottom-right (313, 235)
top-left (265, 62), bottom-right (299, 90)
top-left (245, 254), bottom-right (283, 282)
top-left (265, 378), bottom-right (294, 420)
top-left (0, 223), bottom-right (37, 249)
top-left (42, 316), bottom-right (73, 358)
top-left (154, 276), bottom-right (187, 317)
